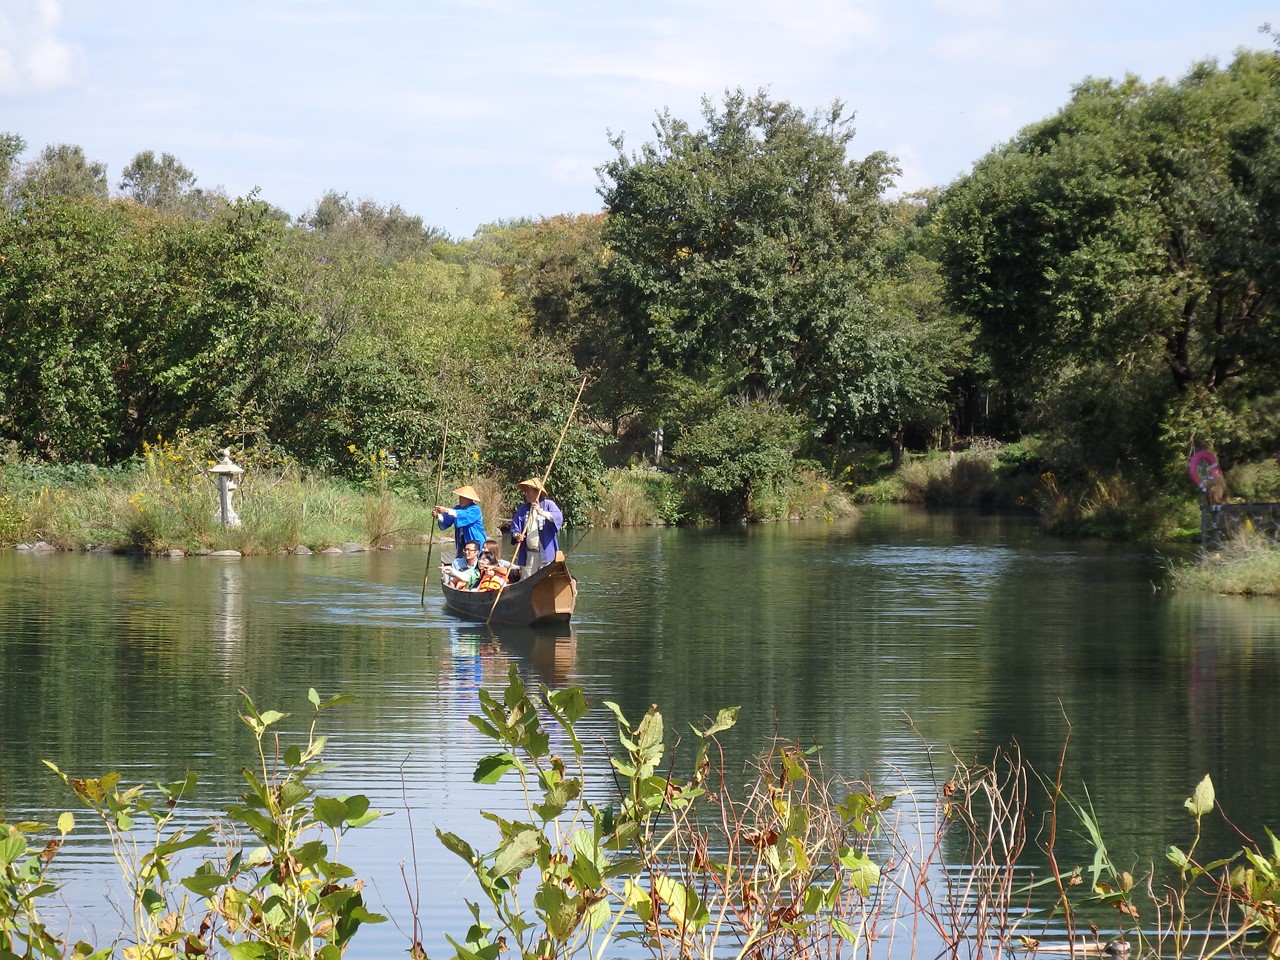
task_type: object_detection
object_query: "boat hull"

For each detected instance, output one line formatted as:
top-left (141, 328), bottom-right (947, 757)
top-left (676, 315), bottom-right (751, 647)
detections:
top-left (440, 559), bottom-right (577, 626)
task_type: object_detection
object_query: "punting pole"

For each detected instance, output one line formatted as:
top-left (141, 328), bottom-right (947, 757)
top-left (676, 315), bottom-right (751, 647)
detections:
top-left (420, 422), bottom-right (449, 606)
top-left (486, 374), bottom-right (588, 623)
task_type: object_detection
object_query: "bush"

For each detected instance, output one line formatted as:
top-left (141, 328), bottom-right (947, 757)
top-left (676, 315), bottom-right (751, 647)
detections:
top-left (1226, 458), bottom-right (1280, 501)
top-left (672, 396), bottom-right (806, 522)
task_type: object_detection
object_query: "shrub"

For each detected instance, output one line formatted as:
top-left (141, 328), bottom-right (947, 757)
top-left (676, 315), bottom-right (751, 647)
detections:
top-left (672, 396), bottom-right (806, 522)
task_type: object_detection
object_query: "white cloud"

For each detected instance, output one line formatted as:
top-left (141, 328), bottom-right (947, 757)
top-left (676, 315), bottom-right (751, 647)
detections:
top-left (0, 0), bottom-right (84, 95)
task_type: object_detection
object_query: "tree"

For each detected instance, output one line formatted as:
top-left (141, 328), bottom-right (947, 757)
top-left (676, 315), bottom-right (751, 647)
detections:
top-left (299, 190), bottom-right (449, 266)
top-left (598, 89), bottom-right (900, 444)
top-left (937, 51), bottom-right (1280, 480)
top-left (0, 194), bottom-right (305, 461)
top-left (0, 132), bottom-right (25, 193)
top-left (7, 143), bottom-right (108, 205)
top-left (471, 214), bottom-right (659, 445)
top-left (119, 150), bottom-right (197, 211)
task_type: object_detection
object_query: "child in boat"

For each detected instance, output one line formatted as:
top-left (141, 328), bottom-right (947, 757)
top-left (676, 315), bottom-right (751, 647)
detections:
top-left (480, 538), bottom-right (518, 583)
top-left (474, 553), bottom-right (510, 591)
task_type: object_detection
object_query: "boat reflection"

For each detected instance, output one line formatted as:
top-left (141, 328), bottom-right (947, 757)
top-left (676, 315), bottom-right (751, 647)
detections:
top-left (445, 622), bottom-right (578, 686)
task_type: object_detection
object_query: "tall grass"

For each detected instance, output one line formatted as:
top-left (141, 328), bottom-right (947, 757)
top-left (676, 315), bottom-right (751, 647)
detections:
top-left (0, 442), bottom-right (436, 555)
top-left (1169, 529), bottom-right (1280, 596)
top-left (587, 466), bottom-right (857, 526)
top-left (589, 468), bottom-right (683, 526)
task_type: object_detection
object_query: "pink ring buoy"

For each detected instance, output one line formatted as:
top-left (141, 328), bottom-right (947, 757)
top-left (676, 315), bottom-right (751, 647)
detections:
top-left (1188, 449), bottom-right (1220, 486)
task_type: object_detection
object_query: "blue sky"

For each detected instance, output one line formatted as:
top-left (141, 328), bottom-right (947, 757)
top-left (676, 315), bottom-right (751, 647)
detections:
top-left (2, 1), bottom-right (1275, 238)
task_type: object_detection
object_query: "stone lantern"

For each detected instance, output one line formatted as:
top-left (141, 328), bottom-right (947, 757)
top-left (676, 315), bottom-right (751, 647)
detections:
top-left (210, 449), bottom-right (243, 528)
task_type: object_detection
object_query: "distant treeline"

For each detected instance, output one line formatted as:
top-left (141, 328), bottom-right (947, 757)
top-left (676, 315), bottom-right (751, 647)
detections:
top-left (2, 48), bottom-right (1278, 525)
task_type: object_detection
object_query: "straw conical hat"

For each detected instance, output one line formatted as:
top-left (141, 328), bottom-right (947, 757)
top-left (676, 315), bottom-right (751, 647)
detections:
top-left (453, 484), bottom-right (480, 502)
top-left (516, 477), bottom-right (546, 493)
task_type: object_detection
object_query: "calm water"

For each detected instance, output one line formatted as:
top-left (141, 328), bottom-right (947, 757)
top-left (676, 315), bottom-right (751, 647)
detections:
top-left (2, 505), bottom-right (1279, 956)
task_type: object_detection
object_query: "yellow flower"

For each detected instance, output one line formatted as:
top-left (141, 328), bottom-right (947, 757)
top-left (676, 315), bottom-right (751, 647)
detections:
top-left (347, 444), bottom-right (357, 453)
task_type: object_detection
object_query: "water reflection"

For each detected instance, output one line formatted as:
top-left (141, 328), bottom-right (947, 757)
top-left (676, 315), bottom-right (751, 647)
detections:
top-left (443, 621), bottom-right (579, 687)
top-left (3, 510), bottom-right (1280, 960)
top-left (212, 560), bottom-right (244, 675)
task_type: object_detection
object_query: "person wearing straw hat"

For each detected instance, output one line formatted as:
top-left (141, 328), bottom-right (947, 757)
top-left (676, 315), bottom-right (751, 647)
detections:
top-left (510, 477), bottom-right (563, 578)
top-left (433, 485), bottom-right (487, 558)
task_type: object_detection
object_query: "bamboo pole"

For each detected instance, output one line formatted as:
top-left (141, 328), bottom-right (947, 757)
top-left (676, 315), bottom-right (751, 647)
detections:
top-left (486, 374), bottom-right (588, 622)
top-left (420, 423), bottom-right (449, 606)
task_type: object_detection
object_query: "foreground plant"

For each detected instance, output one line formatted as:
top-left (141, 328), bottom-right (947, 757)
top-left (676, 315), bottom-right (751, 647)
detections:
top-left (437, 664), bottom-right (894, 960)
top-left (42, 688), bottom-right (384, 960)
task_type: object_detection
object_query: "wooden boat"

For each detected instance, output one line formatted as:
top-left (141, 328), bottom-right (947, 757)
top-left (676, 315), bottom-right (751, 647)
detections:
top-left (440, 558), bottom-right (577, 626)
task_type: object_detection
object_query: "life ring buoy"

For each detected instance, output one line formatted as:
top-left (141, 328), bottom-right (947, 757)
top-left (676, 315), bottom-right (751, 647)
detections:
top-left (1188, 449), bottom-right (1220, 487)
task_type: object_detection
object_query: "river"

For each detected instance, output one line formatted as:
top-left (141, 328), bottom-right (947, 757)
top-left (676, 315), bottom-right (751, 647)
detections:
top-left (2, 505), bottom-right (1279, 957)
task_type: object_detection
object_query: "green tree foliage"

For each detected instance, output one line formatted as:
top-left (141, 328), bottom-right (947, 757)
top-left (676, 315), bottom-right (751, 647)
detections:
top-left (671, 395), bottom-right (807, 521)
top-left (472, 214), bottom-right (659, 444)
top-left (6, 143), bottom-right (108, 205)
top-left (0, 195), bottom-right (303, 461)
top-left (598, 89), bottom-right (902, 444)
top-left (938, 51), bottom-right (1280, 480)
top-left (118, 150), bottom-right (197, 211)
top-left (475, 345), bottom-right (606, 523)
top-left (276, 221), bottom-right (518, 476)
top-left (300, 190), bottom-right (449, 265)
top-left (0, 132), bottom-right (25, 192)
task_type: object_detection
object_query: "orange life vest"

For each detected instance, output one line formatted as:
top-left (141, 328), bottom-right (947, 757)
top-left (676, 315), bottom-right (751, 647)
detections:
top-left (476, 569), bottom-right (507, 591)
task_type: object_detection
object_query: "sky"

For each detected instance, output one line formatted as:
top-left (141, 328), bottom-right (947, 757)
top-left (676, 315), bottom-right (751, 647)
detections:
top-left (1, 0), bottom-right (1276, 238)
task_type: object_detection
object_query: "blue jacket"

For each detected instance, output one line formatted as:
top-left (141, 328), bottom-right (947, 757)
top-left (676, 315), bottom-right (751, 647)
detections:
top-left (439, 502), bottom-right (487, 554)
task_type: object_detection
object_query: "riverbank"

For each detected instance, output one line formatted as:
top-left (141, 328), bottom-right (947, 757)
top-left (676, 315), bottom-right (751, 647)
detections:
top-left (1167, 532), bottom-right (1280, 596)
top-left (0, 452), bottom-right (857, 556)
top-left (0, 446), bottom-right (437, 555)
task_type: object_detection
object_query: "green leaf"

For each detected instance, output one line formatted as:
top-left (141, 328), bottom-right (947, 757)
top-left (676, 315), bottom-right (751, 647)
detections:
top-left (0, 828), bottom-right (26, 866)
top-left (1167, 844), bottom-right (1189, 869)
top-left (832, 916), bottom-right (860, 945)
top-left (278, 780), bottom-right (310, 809)
top-left (258, 709), bottom-right (287, 728)
top-left (308, 688), bottom-right (321, 708)
top-left (474, 753), bottom-right (521, 785)
top-left (839, 847), bottom-right (881, 895)
top-left (181, 871), bottom-right (227, 897)
top-left (695, 706), bottom-right (739, 738)
top-left (547, 686), bottom-right (589, 724)
top-left (141, 888), bottom-right (165, 917)
top-left (1184, 775), bottom-right (1215, 817)
top-left (436, 828), bottom-right (477, 865)
top-left (652, 873), bottom-right (708, 929)
top-left (492, 828), bottom-right (541, 879)
top-left (314, 796), bottom-right (348, 829)
top-left (227, 942), bottom-right (276, 960)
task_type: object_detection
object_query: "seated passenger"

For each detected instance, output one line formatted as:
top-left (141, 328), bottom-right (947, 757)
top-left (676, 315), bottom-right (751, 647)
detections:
top-left (481, 537), bottom-right (519, 583)
top-left (474, 554), bottom-right (510, 591)
top-left (443, 540), bottom-right (481, 589)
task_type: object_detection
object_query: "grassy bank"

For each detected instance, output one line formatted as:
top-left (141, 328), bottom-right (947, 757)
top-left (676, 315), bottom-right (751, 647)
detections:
top-left (0, 439), bottom-right (437, 555)
top-left (587, 465), bottom-right (858, 526)
top-left (0, 447), bottom-right (861, 556)
top-left (849, 438), bottom-right (1202, 542)
top-left (1169, 532), bottom-right (1280, 596)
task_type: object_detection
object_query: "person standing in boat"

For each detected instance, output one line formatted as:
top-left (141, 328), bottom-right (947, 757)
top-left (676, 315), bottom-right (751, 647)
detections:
top-left (434, 484), bottom-right (487, 558)
top-left (510, 477), bottom-right (563, 578)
